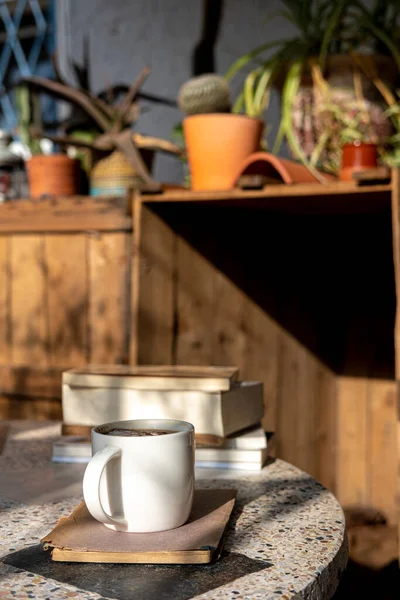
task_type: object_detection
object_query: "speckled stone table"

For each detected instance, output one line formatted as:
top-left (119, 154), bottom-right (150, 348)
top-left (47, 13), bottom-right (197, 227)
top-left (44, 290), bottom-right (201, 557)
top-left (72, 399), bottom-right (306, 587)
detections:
top-left (0, 421), bottom-right (347, 600)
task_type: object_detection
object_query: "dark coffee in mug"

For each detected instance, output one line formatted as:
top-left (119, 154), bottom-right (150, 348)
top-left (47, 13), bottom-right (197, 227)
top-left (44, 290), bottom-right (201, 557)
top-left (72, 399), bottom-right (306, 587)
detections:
top-left (103, 427), bottom-right (177, 437)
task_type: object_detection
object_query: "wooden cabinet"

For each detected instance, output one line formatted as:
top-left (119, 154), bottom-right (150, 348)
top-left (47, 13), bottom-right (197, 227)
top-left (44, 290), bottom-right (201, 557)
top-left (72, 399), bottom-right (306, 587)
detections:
top-left (0, 196), bottom-right (132, 419)
top-left (133, 178), bottom-right (399, 527)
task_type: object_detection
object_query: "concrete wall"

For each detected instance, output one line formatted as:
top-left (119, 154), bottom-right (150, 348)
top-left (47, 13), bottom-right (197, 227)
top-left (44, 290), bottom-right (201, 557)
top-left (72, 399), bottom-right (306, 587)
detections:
top-left (56, 0), bottom-right (292, 183)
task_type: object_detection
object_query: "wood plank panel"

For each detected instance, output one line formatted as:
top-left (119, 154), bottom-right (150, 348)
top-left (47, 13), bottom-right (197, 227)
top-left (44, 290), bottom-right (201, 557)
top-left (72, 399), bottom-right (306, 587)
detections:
top-left (336, 376), bottom-right (369, 506)
top-left (243, 301), bottom-right (279, 432)
top-left (276, 335), bottom-right (299, 467)
top-left (0, 236), bottom-right (10, 364)
top-left (10, 235), bottom-right (48, 366)
top-left (212, 272), bottom-right (248, 369)
top-left (132, 201), bottom-right (175, 365)
top-left (46, 234), bottom-right (88, 367)
top-left (276, 336), bottom-right (327, 478)
top-left (175, 237), bottom-right (215, 365)
top-left (0, 395), bottom-right (61, 420)
top-left (368, 379), bottom-right (398, 524)
top-left (0, 365), bottom-right (62, 398)
top-left (89, 232), bottom-right (130, 364)
top-left (295, 348), bottom-right (318, 476)
top-left (315, 365), bottom-right (337, 492)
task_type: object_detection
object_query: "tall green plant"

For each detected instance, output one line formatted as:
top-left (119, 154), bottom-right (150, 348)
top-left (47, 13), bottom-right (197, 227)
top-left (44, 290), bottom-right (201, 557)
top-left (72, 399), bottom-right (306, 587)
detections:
top-left (226, 0), bottom-right (400, 172)
top-left (225, 0), bottom-right (351, 84)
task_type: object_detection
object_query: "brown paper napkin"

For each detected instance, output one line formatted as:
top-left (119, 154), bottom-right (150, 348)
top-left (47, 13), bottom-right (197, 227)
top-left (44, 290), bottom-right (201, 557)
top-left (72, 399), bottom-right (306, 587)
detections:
top-left (42, 488), bottom-right (237, 564)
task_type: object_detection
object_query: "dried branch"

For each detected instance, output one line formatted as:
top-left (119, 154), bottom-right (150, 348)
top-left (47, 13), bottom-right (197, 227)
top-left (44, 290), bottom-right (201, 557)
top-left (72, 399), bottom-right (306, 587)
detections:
top-left (21, 75), bottom-right (112, 132)
top-left (119, 66), bottom-right (151, 123)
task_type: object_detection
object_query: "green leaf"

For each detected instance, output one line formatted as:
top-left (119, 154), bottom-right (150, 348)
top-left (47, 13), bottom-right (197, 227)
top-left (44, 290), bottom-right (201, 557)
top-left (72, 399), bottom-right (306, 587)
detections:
top-left (353, 0), bottom-right (400, 69)
top-left (387, 132), bottom-right (400, 142)
top-left (171, 122), bottom-right (185, 148)
top-left (281, 61), bottom-right (325, 181)
top-left (244, 70), bottom-right (257, 117)
top-left (232, 90), bottom-right (245, 114)
top-left (383, 104), bottom-right (400, 117)
top-left (272, 119), bottom-right (286, 155)
top-left (319, 0), bottom-right (347, 66)
top-left (224, 39), bottom-right (288, 81)
top-left (253, 68), bottom-right (273, 117)
top-left (310, 129), bottom-right (330, 167)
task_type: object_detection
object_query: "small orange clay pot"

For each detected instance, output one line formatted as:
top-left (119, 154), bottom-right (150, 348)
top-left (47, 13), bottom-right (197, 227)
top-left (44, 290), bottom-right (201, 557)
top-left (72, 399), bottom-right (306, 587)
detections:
top-left (26, 154), bottom-right (79, 197)
top-left (183, 114), bottom-right (263, 190)
top-left (339, 141), bottom-right (378, 181)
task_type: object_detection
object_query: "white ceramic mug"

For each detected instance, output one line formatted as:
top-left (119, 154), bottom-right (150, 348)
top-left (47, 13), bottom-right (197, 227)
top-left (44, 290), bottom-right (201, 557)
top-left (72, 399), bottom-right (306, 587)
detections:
top-left (83, 418), bottom-right (195, 533)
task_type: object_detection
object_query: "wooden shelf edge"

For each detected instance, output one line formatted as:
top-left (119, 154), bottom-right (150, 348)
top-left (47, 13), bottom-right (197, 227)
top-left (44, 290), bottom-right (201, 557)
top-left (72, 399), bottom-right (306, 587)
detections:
top-left (0, 216), bottom-right (133, 234)
top-left (0, 195), bottom-right (133, 233)
top-left (140, 182), bottom-right (392, 203)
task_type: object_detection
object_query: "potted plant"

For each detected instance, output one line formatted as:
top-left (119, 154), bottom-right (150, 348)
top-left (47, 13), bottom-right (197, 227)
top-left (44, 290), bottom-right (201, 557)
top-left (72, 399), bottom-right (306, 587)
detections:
top-left (16, 85), bottom-right (79, 198)
top-left (178, 73), bottom-right (268, 190)
top-left (20, 63), bottom-right (183, 196)
top-left (225, 0), bottom-right (399, 174)
top-left (306, 64), bottom-right (379, 179)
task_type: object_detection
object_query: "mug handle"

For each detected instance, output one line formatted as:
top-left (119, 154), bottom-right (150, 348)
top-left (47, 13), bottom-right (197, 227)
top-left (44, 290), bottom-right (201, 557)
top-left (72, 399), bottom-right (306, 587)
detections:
top-left (83, 446), bottom-right (127, 529)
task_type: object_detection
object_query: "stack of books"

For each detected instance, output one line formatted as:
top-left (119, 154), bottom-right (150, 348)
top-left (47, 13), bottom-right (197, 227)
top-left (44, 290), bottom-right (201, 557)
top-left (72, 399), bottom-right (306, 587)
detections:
top-left (54, 365), bottom-right (273, 470)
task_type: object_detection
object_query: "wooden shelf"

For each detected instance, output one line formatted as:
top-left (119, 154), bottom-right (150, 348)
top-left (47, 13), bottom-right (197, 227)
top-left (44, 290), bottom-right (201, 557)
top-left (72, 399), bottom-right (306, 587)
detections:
top-left (141, 182), bottom-right (392, 215)
top-left (0, 196), bottom-right (132, 233)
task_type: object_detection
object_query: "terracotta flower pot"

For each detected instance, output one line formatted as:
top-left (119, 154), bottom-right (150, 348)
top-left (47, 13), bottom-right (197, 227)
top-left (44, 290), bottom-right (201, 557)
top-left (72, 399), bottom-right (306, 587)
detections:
top-left (339, 141), bottom-right (378, 181)
top-left (183, 114), bottom-right (263, 190)
top-left (26, 154), bottom-right (79, 198)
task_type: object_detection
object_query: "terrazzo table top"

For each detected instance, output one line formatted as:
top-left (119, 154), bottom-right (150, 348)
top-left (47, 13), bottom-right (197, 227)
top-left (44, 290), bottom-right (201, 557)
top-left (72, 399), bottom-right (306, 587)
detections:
top-left (0, 421), bottom-right (347, 600)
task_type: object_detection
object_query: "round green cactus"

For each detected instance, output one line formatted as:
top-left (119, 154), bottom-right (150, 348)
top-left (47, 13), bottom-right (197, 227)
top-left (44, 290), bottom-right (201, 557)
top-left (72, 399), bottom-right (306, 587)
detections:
top-left (178, 74), bottom-right (231, 116)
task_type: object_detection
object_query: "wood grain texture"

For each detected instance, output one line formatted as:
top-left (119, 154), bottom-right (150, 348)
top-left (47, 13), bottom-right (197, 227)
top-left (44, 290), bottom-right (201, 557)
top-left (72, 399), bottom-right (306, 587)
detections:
top-left (337, 377), bottom-right (369, 506)
top-left (368, 379), bottom-right (398, 524)
top-left (212, 272), bottom-right (248, 369)
top-left (0, 365), bottom-right (62, 397)
top-left (315, 365), bottom-right (337, 492)
top-left (243, 301), bottom-right (279, 432)
top-left (130, 194), bottom-right (142, 364)
top-left (295, 348), bottom-right (319, 475)
top-left (89, 232), bottom-right (130, 364)
top-left (0, 196), bottom-right (131, 233)
top-left (132, 202), bottom-right (175, 365)
top-left (46, 234), bottom-right (88, 367)
top-left (175, 237), bottom-right (215, 365)
top-left (143, 182), bottom-right (391, 202)
top-left (276, 335), bottom-right (300, 467)
top-left (0, 236), bottom-right (10, 363)
top-left (10, 235), bottom-right (48, 366)
top-left (0, 395), bottom-right (61, 420)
